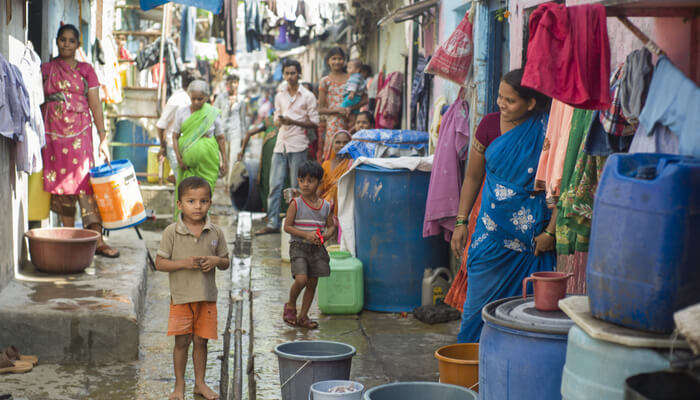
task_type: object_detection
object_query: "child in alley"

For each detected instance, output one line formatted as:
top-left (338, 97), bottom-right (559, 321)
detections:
top-left (283, 160), bottom-right (337, 329)
top-left (155, 176), bottom-right (230, 400)
top-left (340, 59), bottom-right (371, 116)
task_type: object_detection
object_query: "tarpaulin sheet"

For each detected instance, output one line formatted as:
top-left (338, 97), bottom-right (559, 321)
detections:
top-left (140, 0), bottom-right (223, 14)
top-left (338, 129), bottom-right (429, 159)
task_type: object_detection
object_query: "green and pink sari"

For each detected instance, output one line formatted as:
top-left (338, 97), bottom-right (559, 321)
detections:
top-left (174, 103), bottom-right (221, 219)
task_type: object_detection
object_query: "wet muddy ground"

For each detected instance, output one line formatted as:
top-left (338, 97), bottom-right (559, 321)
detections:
top-left (2, 184), bottom-right (459, 399)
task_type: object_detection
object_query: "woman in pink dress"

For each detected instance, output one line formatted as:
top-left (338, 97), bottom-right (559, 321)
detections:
top-left (317, 47), bottom-right (350, 161)
top-left (41, 24), bottom-right (118, 257)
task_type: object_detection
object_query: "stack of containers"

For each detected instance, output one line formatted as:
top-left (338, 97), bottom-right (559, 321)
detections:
top-left (560, 153), bottom-right (700, 400)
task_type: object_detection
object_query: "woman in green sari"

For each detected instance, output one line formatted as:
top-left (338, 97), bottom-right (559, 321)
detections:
top-left (172, 80), bottom-right (227, 218)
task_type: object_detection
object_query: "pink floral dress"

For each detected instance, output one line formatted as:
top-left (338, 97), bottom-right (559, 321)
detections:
top-left (319, 75), bottom-right (349, 160)
top-left (41, 59), bottom-right (100, 195)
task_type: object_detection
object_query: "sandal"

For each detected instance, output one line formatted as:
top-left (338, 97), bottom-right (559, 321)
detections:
top-left (296, 316), bottom-right (319, 330)
top-left (283, 304), bottom-right (297, 327)
top-left (0, 352), bottom-right (32, 374)
top-left (254, 227), bottom-right (280, 236)
top-left (3, 346), bottom-right (38, 366)
top-left (95, 244), bottom-right (120, 258)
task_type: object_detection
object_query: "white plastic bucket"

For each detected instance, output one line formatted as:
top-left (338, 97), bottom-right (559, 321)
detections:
top-left (89, 160), bottom-right (147, 230)
top-left (281, 217), bottom-right (291, 261)
top-left (310, 380), bottom-right (364, 400)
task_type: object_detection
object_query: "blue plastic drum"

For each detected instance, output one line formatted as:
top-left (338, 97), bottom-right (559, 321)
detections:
top-left (353, 164), bottom-right (448, 312)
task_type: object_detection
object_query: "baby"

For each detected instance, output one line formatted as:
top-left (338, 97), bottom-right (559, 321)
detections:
top-left (341, 60), bottom-right (371, 114)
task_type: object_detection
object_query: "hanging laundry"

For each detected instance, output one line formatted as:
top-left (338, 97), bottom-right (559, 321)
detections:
top-left (556, 109), bottom-right (606, 255)
top-left (180, 6), bottom-right (196, 63)
top-left (374, 71), bottom-right (404, 129)
top-left (224, 0), bottom-right (237, 55)
top-left (411, 55), bottom-right (432, 132)
top-left (0, 53), bottom-right (30, 141)
top-left (629, 123), bottom-right (679, 155)
top-left (534, 99), bottom-right (575, 206)
top-left (428, 96), bottom-right (449, 154)
top-left (619, 48), bottom-right (653, 124)
top-left (214, 43), bottom-right (238, 70)
top-left (245, 0), bottom-right (263, 52)
top-left (94, 36), bottom-right (123, 104)
top-left (136, 37), bottom-right (183, 95)
top-left (522, 3), bottom-right (610, 110)
top-left (16, 42), bottom-right (46, 174)
top-left (638, 56), bottom-right (700, 158)
top-left (423, 99), bottom-right (470, 241)
top-left (600, 64), bottom-right (634, 136)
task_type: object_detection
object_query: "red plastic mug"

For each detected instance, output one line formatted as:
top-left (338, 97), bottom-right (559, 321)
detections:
top-left (522, 271), bottom-right (573, 311)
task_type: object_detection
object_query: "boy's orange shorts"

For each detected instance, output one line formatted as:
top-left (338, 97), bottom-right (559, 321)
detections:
top-left (167, 301), bottom-right (218, 340)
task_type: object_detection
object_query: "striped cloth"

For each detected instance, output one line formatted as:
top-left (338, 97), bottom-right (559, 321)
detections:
top-left (290, 197), bottom-right (331, 243)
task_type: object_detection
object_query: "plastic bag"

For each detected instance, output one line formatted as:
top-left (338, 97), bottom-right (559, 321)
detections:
top-left (425, 12), bottom-right (473, 86)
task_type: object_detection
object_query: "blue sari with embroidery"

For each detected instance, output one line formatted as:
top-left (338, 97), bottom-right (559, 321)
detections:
top-left (457, 112), bottom-right (556, 343)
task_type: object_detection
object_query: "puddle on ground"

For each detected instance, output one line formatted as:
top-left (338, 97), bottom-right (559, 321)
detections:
top-left (28, 283), bottom-right (130, 311)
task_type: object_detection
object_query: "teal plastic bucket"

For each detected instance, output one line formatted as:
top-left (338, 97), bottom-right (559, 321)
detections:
top-left (364, 382), bottom-right (477, 400)
top-left (309, 380), bottom-right (364, 400)
top-left (275, 341), bottom-right (356, 400)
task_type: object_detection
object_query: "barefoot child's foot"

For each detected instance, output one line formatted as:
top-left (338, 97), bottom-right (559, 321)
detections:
top-left (283, 303), bottom-right (297, 326)
top-left (169, 383), bottom-right (185, 400)
top-left (194, 382), bottom-right (220, 400)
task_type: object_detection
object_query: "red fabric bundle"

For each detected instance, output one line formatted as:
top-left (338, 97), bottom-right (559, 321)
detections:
top-left (522, 3), bottom-right (611, 110)
top-left (444, 192), bottom-right (481, 312)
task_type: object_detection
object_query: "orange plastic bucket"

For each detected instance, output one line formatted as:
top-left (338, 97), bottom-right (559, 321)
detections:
top-left (435, 343), bottom-right (479, 392)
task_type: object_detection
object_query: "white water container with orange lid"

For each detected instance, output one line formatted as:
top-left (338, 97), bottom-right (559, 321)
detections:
top-left (89, 159), bottom-right (146, 230)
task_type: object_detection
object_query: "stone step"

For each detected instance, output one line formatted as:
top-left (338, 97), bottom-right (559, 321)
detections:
top-left (0, 229), bottom-right (148, 364)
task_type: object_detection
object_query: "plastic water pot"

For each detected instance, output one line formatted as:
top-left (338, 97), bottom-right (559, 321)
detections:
top-left (147, 146), bottom-right (170, 183)
top-left (281, 217), bottom-right (291, 262)
top-left (89, 160), bottom-right (147, 230)
top-left (318, 251), bottom-right (364, 314)
top-left (587, 153), bottom-right (700, 333)
top-left (363, 382), bottom-right (477, 400)
top-left (480, 296), bottom-right (573, 400)
top-left (560, 325), bottom-right (676, 400)
top-left (309, 380), bottom-right (364, 400)
top-left (274, 341), bottom-right (356, 400)
top-left (434, 343), bottom-right (479, 391)
top-left (522, 272), bottom-right (573, 311)
top-left (353, 165), bottom-right (448, 312)
top-left (28, 171), bottom-right (50, 221)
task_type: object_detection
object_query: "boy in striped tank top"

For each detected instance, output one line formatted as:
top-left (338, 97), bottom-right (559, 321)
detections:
top-left (283, 160), bottom-right (337, 329)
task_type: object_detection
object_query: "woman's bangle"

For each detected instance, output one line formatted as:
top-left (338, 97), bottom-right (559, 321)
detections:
top-left (455, 218), bottom-right (468, 227)
top-left (543, 229), bottom-right (555, 238)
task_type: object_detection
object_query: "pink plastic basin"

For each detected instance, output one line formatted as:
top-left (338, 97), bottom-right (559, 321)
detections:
top-left (25, 228), bottom-right (100, 274)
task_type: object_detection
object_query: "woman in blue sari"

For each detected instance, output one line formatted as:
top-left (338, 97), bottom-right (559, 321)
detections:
top-left (451, 69), bottom-right (557, 342)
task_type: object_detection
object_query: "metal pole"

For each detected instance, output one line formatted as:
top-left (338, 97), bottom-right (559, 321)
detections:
top-left (157, 3), bottom-right (168, 104)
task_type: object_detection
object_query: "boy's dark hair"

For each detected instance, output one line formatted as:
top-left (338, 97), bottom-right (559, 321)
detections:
top-left (360, 64), bottom-right (372, 76)
top-left (298, 160), bottom-right (324, 181)
top-left (177, 176), bottom-right (212, 200)
top-left (226, 73), bottom-right (240, 82)
top-left (282, 59), bottom-right (302, 74)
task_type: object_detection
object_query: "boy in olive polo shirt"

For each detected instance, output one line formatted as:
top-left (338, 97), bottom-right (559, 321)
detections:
top-left (156, 176), bottom-right (229, 400)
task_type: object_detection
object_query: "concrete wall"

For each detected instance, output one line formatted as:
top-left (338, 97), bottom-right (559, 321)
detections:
top-left (0, 0), bottom-right (30, 290)
top-left (508, 0), bottom-right (698, 82)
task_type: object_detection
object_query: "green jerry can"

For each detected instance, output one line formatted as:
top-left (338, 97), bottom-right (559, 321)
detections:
top-left (318, 251), bottom-right (364, 314)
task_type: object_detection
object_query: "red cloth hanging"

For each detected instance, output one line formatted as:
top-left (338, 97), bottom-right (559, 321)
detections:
top-left (522, 3), bottom-right (611, 110)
